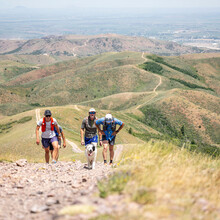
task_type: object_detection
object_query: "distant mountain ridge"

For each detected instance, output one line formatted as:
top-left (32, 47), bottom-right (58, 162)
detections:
top-left (0, 34), bottom-right (216, 57)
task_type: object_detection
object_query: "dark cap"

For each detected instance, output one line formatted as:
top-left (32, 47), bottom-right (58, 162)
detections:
top-left (44, 109), bottom-right (52, 116)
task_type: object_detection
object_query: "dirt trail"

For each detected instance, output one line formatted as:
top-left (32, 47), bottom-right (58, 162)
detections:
top-left (135, 53), bottom-right (162, 109)
top-left (0, 161), bottom-right (113, 220)
top-left (66, 139), bottom-right (83, 153)
top-left (114, 145), bottom-right (124, 162)
top-left (35, 109), bottom-right (83, 154)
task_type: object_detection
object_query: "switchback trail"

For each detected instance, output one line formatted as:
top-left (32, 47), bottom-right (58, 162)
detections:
top-left (35, 109), bottom-right (82, 154)
top-left (135, 52), bottom-right (162, 109)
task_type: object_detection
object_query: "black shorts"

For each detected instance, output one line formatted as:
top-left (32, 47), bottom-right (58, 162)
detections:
top-left (102, 135), bottom-right (116, 146)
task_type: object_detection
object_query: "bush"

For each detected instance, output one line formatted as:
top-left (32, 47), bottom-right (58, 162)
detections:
top-left (139, 62), bottom-right (163, 75)
top-left (170, 78), bottom-right (214, 91)
top-left (147, 55), bottom-right (200, 79)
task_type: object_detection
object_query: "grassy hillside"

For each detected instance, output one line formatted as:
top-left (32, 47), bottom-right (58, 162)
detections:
top-left (96, 141), bottom-right (220, 219)
top-left (0, 51), bottom-right (219, 147)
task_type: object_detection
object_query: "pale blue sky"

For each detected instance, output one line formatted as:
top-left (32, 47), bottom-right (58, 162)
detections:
top-left (1, 0), bottom-right (220, 9)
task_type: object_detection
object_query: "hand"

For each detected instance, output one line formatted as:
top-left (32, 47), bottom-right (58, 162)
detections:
top-left (81, 141), bottom-right (85, 146)
top-left (99, 140), bottom-right (102, 146)
top-left (101, 130), bottom-right (105, 135)
top-left (36, 139), bottom-right (40, 145)
top-left (63, 142), bottom-right (66, 148)
top-left (112, 131), bottom-right (117, 136)
top-left (58, 136), bottom-right (61, 140)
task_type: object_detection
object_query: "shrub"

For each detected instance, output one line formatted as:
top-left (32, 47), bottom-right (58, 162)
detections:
top-left (139, 62), bottom-right (163, 75)
top-left (147, 55), bottom-right (200, 79)
top-left (170, 78), bottom-right (214, 91)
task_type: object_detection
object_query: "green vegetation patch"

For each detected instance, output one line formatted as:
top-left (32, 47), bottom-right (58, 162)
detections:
top-left (17, 116), bottom-right (32, 123)
top-left (98, 171), bottom-right (130, 198)
top-left (170, 78), bottom-right (214, 92)
top-left (185, 143), bottom-right (220, 158)
top-left (140, 105), bottom-right (178, 137)
top-left (147, 54), bottom-right (200, 79)
top-left (139, 61), bottom-right (163, 75)
top-left (0, 116), bottom-right (32, 133)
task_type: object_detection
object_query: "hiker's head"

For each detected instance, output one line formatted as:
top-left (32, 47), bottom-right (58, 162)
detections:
top-left (44, 109), bottom-right (52, 122)
top-left (89, 108), bottom-right (96, 119)
top-left (105, 114), bottom-right (113, 124)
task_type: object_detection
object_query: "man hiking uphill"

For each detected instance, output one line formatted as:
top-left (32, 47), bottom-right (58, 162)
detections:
top-left (81, 108), bottom-right (102, 148)
top-left (95, 114), bottom-right (124, 165)
top-left (36, 110), bottom-right (61, 164)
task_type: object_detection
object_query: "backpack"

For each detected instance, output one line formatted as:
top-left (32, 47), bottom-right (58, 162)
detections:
top-left (41, 117), bottom-right (55, 132)
top-left (103, 117), bottom-right (116, 131)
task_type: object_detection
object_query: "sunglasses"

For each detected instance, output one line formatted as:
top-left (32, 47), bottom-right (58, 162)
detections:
top-left (89, 112), bottom-right (96, 114)
top-left (46, 115), bottom-right (51, 117)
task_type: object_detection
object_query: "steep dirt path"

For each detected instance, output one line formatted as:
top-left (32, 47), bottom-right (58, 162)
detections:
top-left (135, 53), bottom-right (162, 109)
top-left (0, 161), bottom-right (113, 220)
top-left (35, 109), bottom-right (83, 154)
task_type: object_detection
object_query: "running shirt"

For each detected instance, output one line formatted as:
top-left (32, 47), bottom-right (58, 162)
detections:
top-left (81, 116), bottom-right (99, 138)
top-left (96, 117), bottom-right (123, 140)
top-left (37, 118), bottom-right (58, 139)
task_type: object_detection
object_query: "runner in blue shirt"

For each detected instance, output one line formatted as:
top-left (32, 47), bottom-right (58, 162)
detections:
top-left (95, 114), bottom-right (124, 165)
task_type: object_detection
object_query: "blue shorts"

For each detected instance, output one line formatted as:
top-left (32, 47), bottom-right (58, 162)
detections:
top-left (102, 135), bottom-right (116, 146)
top-left (85, 135), bottom-right (98, 146)
top-left (41, 136), bottom-right (58, 149)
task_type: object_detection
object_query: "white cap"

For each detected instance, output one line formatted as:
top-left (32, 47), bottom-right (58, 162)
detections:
top-left (105, 114), bottom-right (113, 122)
top-left (89, 108), bottom-right (96, 113)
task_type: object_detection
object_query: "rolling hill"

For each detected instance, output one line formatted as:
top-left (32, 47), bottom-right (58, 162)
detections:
top-left (0, 50), bottom-right (219, 148)
top-left (0, 34), bottom-right (215, 58)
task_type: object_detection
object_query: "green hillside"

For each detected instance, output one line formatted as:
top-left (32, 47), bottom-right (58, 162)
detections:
top-left (0, 51), bottom-right (219, 148)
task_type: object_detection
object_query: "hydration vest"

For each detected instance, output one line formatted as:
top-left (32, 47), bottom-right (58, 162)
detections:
top-left (103, 117), bottom-right (116, 132)
top-left (41, 117), bottom-right (55, 132)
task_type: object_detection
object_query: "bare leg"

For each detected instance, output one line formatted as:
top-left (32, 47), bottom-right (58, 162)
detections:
top-left (56, 145), bottom-right (60, 161)
top-left (109, 145), bottom-right (114, 161)
top-left (45, 147), bottom-right (50, 163)
top-left (102, 141), bottom-right (108, 161)
top-left (51, 141), bottom-right (59, 161)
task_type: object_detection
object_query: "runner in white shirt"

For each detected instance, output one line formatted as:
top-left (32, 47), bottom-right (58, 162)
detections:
top-left (36, 109), bottom-right (61, 164)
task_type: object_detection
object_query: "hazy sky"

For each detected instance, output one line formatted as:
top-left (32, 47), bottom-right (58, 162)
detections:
top-left (1, 0), bottom-right (220, 9)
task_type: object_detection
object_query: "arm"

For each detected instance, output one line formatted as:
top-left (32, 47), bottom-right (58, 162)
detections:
top-left (80, 128), bottom-right (85, 145)
top-left (112, 122), bottom-right (125, 136)
top-left (61, 131), bottom-right (66, 148)
top-left (55, 124), bottom-right (61, 140)
top-left (36, 125), bottom-right (40, 145)
top-left (95, 123), bottom-right (105, 135)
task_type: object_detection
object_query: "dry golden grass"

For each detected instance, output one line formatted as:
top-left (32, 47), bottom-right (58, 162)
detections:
top-left (113, 141), bottom-right (220, 219)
